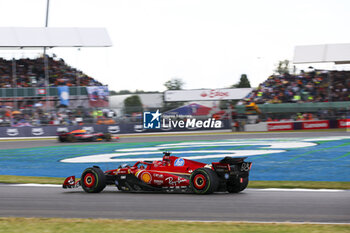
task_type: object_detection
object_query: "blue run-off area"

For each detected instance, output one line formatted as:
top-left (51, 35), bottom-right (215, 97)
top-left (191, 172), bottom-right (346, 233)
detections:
top-left (0, 137), bottom-right (349, 181)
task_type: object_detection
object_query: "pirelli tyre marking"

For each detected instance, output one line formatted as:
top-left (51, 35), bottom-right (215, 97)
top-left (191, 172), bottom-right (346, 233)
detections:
top-left (193, 174), bottom-right (206, 189)
top-left (83, 172), bottom-right (96, 188)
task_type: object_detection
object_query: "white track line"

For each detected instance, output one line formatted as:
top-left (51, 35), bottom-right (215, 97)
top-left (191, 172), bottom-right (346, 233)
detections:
top-left (165, 220), bottom-right (350, 225)
top-left (0, 183), bottom-right (348, 192)
top-left (252, 188), bottom-right (348, 192)
top-left (1, 183), bottom-right (61, 187)
top-left (0, 136), bottom-right (55, 140)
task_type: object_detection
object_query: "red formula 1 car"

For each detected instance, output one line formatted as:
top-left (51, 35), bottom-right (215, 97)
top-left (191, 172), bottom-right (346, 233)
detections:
top-left (63, 152), bottom-right (252, 194)
top-left (58, 129), bottom-right (119, 142)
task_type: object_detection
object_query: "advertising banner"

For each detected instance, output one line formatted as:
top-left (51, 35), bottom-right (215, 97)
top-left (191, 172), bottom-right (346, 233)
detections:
top-left (164, 88), bottom-right (252, 101)
top-left (36, 88), bottom-right (46, 96)
top-left (267, 122), bottom-right (294, 131)
top-left (338, 119), bottom-right (350, 128)
top-left (302, 120), bottom-right (329, 130)
top-left (0, 120), bottom-right (230, 137)
top-left (86, 86), bottom-right (109, 107)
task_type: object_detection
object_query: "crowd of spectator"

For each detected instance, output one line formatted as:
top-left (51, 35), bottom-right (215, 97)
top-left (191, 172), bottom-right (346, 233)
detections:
top-left (0, 55), bottom-right (103, 88)
top-left (247, 70), bottom-right (350, 104)
top-left (0, 107), bottom-right (116, 127)
top-left (263, 108), bottom-right (350, 122)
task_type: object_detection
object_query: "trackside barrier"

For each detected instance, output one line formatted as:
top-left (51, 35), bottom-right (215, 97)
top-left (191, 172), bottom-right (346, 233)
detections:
top-left (266, 119), bottom-right (347, 131)
top-left (1, 119), bottom-right (348, 136)
top-left (267, 122), bottom-right (294, 131)
top-left (0, 119), bottom-right (230, 137)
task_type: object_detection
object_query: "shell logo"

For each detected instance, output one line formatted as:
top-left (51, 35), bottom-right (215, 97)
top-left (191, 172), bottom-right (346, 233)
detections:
top-left (141, 172), bottom-right (152, 183)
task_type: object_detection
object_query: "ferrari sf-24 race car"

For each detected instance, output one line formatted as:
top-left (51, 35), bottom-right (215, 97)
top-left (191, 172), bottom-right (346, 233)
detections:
top-left (58, 129), bottom-right (119, 142)
top-left (63, 152), bottom-right (252, 194)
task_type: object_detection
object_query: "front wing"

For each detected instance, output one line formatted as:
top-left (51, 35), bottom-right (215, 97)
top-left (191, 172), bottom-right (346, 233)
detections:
top-left (62, 176), bottom-right (81, 189)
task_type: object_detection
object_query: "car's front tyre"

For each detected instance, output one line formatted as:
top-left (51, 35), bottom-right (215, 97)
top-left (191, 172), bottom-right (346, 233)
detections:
top-left (104, 133), bottom-right (112, 141)
top-left (81, 167), bottom-right (106, 193)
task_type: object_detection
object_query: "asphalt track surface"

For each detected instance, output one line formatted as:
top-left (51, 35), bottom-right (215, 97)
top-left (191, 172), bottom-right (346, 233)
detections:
top-left (1, 130), bottom-right (350, 223)
top-left (1, 130), bottom-right (349, 149)
top-left (0, 185), bottom-right (349, 223)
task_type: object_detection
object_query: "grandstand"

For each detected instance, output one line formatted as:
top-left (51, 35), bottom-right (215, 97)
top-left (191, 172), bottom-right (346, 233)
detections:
top-left (235, 69), bottom-right (350, 122)
top-left (0, 55), bottom-right (105, 107)
top-left (235, 44), bottom-right (350, 128)
top-left (247, 70), bottom-right (350, 104)
top-left (0, 54), bottom-right (114, 127)
top-left (0, 27), bottom-right (114, 128)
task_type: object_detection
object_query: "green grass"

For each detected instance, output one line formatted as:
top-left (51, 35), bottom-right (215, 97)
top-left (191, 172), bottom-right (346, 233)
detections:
top-left (1, 175), bottom-right (349, 189)
top-left (0, 175), bottom-right (64, 185)
top-left (0, 218), bottom-right (349, 233)
top-left (248, 180), bottom-right (350, 190)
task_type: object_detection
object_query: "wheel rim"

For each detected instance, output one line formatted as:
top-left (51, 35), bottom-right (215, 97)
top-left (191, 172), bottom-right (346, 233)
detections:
top-left (83, 172), bottom-right (95, 188)
top-left (193, 174), bottom-right (206, 189)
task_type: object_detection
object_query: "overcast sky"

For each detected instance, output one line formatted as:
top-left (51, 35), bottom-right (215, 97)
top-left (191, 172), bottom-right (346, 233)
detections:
top-left (0, 0), bottom-right (350, 91)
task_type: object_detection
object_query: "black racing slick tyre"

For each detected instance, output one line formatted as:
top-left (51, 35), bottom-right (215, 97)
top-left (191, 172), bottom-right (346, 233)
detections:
top-left (190, 168), bottom-right (219, 194)
top-left (58, 136), bottom-right (65, 142)
top-left (227, 177), bottom-right (249, 193)
top-left (66, 134), bottom-right (76, 142)
top-left (81, 167), bottom-right (106, 193)
top-left (104, 133), bottom-right (112, 141)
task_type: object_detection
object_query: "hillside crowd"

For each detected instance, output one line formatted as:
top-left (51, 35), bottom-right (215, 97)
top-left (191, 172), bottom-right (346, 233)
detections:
top-left (0, 55), bottom-right (103, 88)
top-left (248, 70), bottom-right (350, 104)
top-left (0, 107), bottom-right (116, 127)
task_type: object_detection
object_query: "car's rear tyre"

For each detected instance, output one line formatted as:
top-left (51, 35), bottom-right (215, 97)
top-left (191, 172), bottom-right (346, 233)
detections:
top-left (66, 134), bottom-right (76, 142)
top-left (104, 133), bottom-right (112, 141)
top-left (190, 168), bottom-right (219, 194)
top-left (227, 177), bottom-right (249, 193)
top-left (81, 167), bottom-right (106, 193)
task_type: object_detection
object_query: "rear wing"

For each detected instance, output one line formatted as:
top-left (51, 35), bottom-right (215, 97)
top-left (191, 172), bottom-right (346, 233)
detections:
top-left (219, 157), bottom-right (247, 164)
top-left (212, 157), bottom-right (252, 173)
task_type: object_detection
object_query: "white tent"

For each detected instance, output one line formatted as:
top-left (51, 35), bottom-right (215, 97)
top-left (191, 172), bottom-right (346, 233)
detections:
top-left (0, 27), bottom-right (112, 48)
top-left (293, 43), bottom-right (350, 64)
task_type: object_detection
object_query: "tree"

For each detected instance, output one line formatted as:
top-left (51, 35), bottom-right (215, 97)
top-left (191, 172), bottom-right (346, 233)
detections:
top-left (109, 90), bottom-right (118, 95)
top-left (164, 78), bottom-right (184, 90)
top-left (119, 90), bottom-right (132, 94)
top-left (110, 90), bottom-right (132, 95)
top-left (135, 89), bottom-right (145, 94)
top-left (124, 95), bottom-right (143, 114)
top-left (110, 89), bottom-right (160, 95)
top-left (275, 60), bottom-right (291, 75)
top-left (162, 78), bottom-right (185, 111)
top-left (232, 74), bottom-right (251, 88)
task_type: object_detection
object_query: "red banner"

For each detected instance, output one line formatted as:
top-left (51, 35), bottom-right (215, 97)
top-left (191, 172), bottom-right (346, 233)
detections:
top-left (36, 88), bottom-right (46, 95)
top-left (267, 122), bottom-right (293, 131)
top-left (302, 120), bottom-right (329, 130)
top-left (338, 119), bottom-right (350, 128)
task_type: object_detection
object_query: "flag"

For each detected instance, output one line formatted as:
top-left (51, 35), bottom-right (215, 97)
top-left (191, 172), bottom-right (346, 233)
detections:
top-left (58, 86), bottom-right (69, 106)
